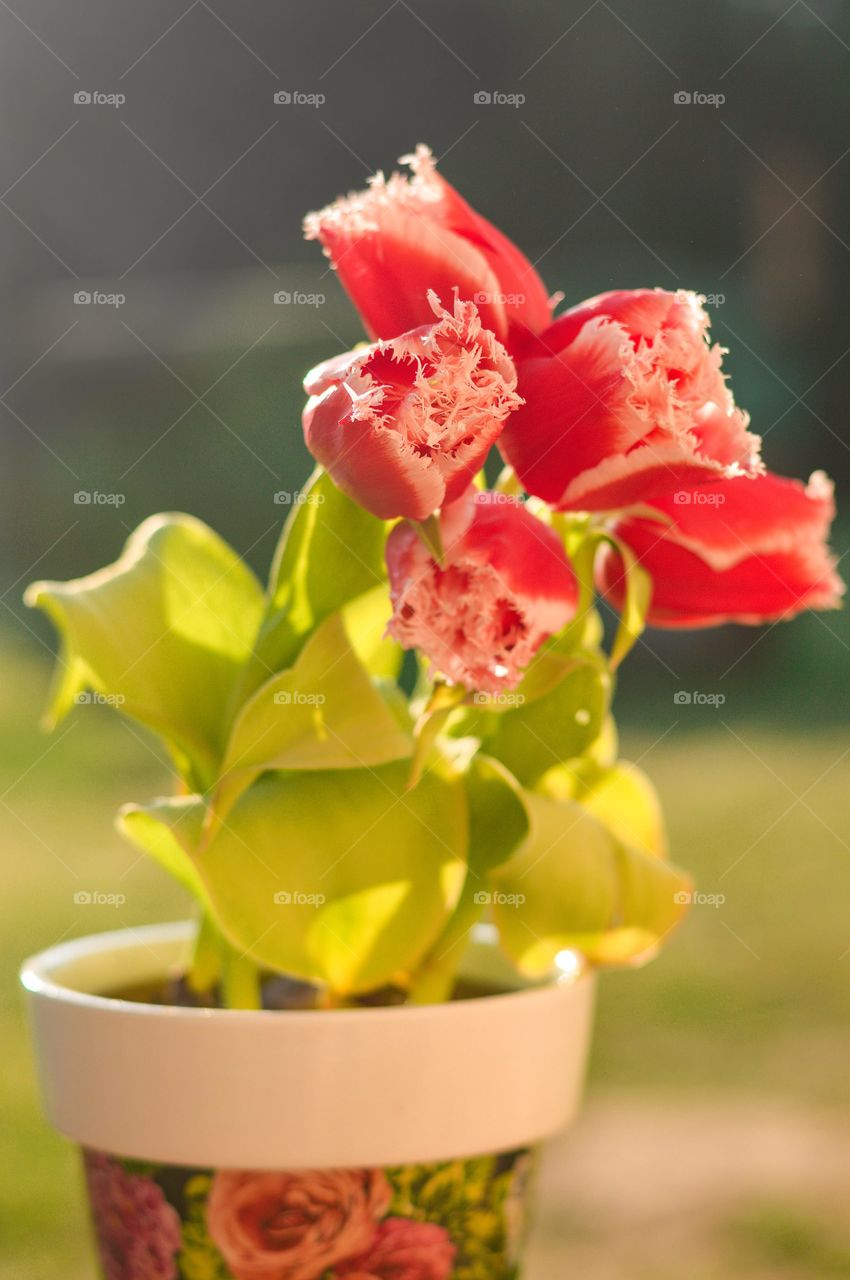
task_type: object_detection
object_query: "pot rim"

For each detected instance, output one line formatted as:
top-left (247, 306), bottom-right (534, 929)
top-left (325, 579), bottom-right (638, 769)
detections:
top-left (22, 921), bottom-right (595, 1168)
top-left (21, 919), bottom-right (586, 1021)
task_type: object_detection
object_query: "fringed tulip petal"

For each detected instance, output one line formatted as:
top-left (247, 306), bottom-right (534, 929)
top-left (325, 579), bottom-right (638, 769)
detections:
top-left (387, 491), bottom-right (578, 692)
top-left (302, 294), bottom-right (521, 521)
top-left (305, 145), bottom-right (553, 345)
top-left (602, 471), bottom-right (844, 627)
top-left (500, 288), bottom-right (762, 511)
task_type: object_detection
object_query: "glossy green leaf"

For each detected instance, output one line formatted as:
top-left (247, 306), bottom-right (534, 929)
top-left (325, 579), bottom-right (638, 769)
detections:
top-left (341, 584), bottom-right (403, 680)
top-left (195, 761), bottom-right (468, 994)
top-left (252, 469), bottom-right (389, 677)
top-left (489, 787), bottom-right (690, 975)
top-left (117, 793), bottom-right (209, 905)
top-left (26, 515), bottom-right (265, 790)
top-left (485, 658), bottom-right (611, 787)
top-left (409, 755), bottom-right (530, 1002)
top-left (574, 760), bottom-right (667, 858)
top-left (214, 612), bottom-right (412, 821)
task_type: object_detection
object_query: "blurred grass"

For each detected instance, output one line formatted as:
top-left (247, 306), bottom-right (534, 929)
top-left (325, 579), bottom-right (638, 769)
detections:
top-left (1, 627), bottom-right (849, 1278)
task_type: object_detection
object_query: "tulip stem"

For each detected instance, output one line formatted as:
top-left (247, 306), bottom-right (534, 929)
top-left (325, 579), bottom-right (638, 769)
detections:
top-left (186, 911), bottom-right (222, 996)
top-left (221, 946), bottom-right (262, 1011)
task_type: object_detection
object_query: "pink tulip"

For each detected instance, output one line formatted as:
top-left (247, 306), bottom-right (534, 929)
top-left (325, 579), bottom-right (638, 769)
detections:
top-left (600, 470), bottom-right (844, 627)
top-left (386, 489), bottom-right (578, 692)
top-left (498, 288), bottom-right (763, 511)
top-left (305, 144), bottom-right (554, 346)
top-left (303, 293), bottom-right (522, 521)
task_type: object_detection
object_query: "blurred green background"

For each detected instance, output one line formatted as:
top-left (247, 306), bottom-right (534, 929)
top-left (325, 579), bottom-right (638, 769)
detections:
top-left (1, 1), bottom-right (849, 1277)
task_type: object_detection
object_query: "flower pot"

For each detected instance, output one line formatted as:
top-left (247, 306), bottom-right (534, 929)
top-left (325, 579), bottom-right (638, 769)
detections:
top-left (22, 921), bottom-right (594, 1280)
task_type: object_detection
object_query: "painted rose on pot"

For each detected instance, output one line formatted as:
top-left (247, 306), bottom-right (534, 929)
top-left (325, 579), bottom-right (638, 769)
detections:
top-left (335, 1217), bottom-right (456, 1280)
top-left (205, 1168), bottom-right (391, 1280)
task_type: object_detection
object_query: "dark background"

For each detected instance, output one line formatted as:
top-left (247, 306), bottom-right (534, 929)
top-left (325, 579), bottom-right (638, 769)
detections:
top-left (2, 0), bottom-right (848, 724)
top-left (2, 4), bottom-right (849, 1279)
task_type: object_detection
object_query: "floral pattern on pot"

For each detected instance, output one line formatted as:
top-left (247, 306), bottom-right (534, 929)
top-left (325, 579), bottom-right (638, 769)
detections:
top-left (81, 1147), bottom-right (537, 1280)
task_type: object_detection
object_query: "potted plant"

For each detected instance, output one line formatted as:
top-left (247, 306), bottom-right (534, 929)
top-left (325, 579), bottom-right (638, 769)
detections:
top-left (22, 145), bottom-right (841, 1280)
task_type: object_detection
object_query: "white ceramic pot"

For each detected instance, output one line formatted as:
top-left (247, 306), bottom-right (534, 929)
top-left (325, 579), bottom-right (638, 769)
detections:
top-left (23, 921), bottom-right (595, 1280)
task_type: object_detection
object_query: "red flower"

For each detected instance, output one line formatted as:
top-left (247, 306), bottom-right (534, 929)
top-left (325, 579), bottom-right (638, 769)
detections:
top-left (335, 1217), bottom-right (456, 1280)
top-left (386, 489), bottom-right (578, 692)
top-left (600, 470), bottom-right (844, 627)
top-left (305, 144), bottom-right (554, 347)
top-left (498, 288), bottom-right (762, 511)
top-left (303, 293), bottom-right (522, 520)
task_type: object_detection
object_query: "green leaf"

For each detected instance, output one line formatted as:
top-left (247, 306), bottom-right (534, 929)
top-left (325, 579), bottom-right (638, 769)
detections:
top-left (465, 755), bottom-right (531, 876)
top-left (341, 584), bottom-right (403, 680)
top-left (485, 658), bottom-right (611, 788)
top-left (195, 761), bottom-right (468, 994)
top-left (489, 787), bottom-right (690, 975)
top-left (117, 793), bottom-right (209, 905)
top-left (407, 682), bottom-right (468, 790)
top-left (252, 468), bottom-right (389, 677)
top-left (214, 612), bottom-right (412, 821)
top-left (26, 515), bottom-right (265, 790)
top-left (409, 755), bottom-right (530, 1002)
top-left (574, 760), bottom-right (668, 858)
